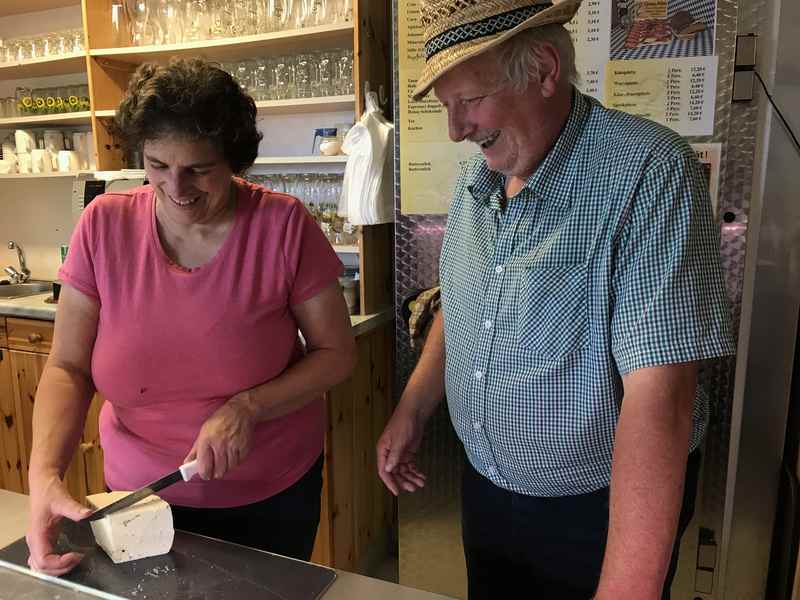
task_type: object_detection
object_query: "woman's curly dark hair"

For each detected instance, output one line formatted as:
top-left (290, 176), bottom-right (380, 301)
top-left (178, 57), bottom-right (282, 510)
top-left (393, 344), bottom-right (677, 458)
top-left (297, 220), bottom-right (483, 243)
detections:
top-left (111, 58), bottom-right (263, 173)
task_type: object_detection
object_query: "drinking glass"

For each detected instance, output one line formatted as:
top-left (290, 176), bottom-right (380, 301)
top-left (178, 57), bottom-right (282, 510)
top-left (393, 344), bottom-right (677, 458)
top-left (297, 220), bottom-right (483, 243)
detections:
top-left (110, 1), bottom-right (128, 46)
top-left (184, 0), bottom-right (212, 41)
top-left (252, 59), bottom-right (270, 100)
top-left (66, 85), bottom-right (82, 113)
top-left (32, 89), bottom-right (47, 115)
top-left (55, 86), bottom-right (69, 113)
top-left (44, 87), bottom-right (59, 114)
top-left (124, 0), bottom-right (153, 46)
top-left (271, 55), bottom-right (294, 99)
top-left (233, 59), bottom-right (255, 91)
top-left (334, 48), bottom-right (354, 94)
top-left (210, 0), bottom-right (235, 38)
top-left (71, 28), bottom-right (85, 52)
top-left (294, 53), bottom-right (313, 98)
top-left (315, 50), bottom-right (334, 97)
top-left (79, 84), bottom-right (91, 111)
top-left (16, 87), bottom-right (33, 115)
top-left (152, 0), bottom-right (184, 45)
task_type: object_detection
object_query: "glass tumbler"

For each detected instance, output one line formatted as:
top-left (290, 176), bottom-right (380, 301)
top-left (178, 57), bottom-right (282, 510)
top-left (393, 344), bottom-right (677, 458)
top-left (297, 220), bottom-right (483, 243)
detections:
top-left (294, 53), bottom-right (313, 98)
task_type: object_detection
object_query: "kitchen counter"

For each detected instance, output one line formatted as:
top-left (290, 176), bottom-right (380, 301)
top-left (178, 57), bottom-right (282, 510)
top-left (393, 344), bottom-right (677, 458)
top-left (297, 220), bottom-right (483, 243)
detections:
top-left (0, 490), bottom-right (453, 600)
top-left (0, 293), bottom-right (393, 336)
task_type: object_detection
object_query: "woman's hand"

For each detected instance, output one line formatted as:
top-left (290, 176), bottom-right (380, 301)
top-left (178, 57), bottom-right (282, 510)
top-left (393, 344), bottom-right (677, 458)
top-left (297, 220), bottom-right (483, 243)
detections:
top-left (184, 393), bottom-right (258, 480)
top-left (26, 472), bottom-right (92, 576)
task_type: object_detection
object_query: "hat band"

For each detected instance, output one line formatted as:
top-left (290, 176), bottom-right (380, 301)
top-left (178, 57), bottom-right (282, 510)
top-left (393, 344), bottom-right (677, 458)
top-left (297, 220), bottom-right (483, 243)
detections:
top-left (424, 3), bottom-right (554, 61)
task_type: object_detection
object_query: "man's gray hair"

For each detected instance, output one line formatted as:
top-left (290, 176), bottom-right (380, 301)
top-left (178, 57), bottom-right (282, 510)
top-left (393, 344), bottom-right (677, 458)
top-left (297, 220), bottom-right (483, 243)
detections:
top-left (493, 24), bottom-right (578, 93)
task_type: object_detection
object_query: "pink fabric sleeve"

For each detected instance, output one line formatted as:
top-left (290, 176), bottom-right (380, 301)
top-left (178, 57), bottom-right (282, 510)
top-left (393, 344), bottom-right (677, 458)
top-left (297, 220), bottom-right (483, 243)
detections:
top-left (57, 201), bottom-right (100, 300)
top-left (284, 202), bottom-right (344, 306)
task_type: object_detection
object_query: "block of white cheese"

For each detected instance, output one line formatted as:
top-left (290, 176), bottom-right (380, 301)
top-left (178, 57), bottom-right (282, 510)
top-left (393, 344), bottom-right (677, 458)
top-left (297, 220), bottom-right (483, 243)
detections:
top-left (86, 492), bottom-right (174, 564)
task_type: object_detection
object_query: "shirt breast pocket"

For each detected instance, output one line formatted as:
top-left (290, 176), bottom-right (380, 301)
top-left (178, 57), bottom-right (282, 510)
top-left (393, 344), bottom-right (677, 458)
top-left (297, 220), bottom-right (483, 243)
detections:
top-left (515, 263), bottom-right (589, 360)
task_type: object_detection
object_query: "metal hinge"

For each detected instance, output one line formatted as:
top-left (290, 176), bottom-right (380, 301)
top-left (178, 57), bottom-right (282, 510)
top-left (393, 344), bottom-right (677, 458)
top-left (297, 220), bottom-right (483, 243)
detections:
top-left (733, 34), bottom-right (758, 103)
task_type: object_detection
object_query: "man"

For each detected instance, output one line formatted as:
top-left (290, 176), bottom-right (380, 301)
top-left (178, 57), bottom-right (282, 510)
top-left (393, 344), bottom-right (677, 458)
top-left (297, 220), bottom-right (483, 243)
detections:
top-left (377, 1), bottom-right (735, 599)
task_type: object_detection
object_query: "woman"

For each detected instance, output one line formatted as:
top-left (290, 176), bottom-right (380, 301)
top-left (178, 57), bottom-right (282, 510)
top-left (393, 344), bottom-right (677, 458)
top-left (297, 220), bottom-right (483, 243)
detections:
top-left (25, 58), bottom-right (356, 575)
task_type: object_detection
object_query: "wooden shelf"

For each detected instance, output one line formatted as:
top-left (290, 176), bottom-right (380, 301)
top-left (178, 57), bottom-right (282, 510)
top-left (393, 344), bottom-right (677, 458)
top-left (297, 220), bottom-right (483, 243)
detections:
top-left (0, 172), bottom-right (76, 179)
top-left (95, 96), bottom-right (356, 120)
top-left (253, 155), bottom-right (348, 165)
top-left (0, 0), bottom-right (79, 17)
top-left (89, 24), bottom-right (354, 65)
top-left (0, 53), bottom-right (86, 80)
top-left (0, 111), bottom-right (91, 127)
top-left (255, 95), bottom-right (356, 114)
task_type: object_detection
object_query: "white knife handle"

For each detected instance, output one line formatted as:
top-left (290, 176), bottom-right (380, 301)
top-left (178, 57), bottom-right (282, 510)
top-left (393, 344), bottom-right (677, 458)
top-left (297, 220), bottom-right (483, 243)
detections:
top-left (179, 459), bottom-right (199, 482)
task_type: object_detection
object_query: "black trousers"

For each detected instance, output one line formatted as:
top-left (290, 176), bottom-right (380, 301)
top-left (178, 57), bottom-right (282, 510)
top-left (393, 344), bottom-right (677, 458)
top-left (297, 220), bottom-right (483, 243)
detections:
top-left (461, 450), bottom-right (701, 600)
top-left (169, 454), bottom-right (324, 561)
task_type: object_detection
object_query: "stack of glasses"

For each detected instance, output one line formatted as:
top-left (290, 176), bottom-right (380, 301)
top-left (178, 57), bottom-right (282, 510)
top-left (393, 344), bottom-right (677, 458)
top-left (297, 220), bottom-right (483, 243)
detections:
top-left (222, 49), bottom-right (354, 100)
top-left (247, 173), bottom-right (357, 245)
top-left (121, 0), bottom-right (354, 46)
top-left (1, 86), bottom-right (91, 119)
top-left (0, 29), bottom-right (85, 63)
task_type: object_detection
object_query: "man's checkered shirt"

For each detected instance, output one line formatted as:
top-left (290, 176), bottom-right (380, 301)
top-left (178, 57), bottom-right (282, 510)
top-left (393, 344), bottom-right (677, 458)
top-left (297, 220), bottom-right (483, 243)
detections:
top-left (439, 90), bottom-right (736, 497)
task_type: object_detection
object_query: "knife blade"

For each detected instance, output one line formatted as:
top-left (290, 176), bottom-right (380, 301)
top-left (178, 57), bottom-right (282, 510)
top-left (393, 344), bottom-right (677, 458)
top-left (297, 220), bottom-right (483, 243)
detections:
top-left (87, 459), bottom-right (199, 522)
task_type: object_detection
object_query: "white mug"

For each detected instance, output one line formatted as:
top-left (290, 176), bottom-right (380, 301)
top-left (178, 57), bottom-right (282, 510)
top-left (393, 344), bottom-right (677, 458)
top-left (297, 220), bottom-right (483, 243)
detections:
top-left (0, 159), bottom-right (17, 174)
top-left (17, 152), bottom-right (32, 174)
top-left (14, 129), bottom-right (36, 155)
top-left (31, 148), bottom-right (52, 173)
top-left (57, 150), bottom-right (81, 173)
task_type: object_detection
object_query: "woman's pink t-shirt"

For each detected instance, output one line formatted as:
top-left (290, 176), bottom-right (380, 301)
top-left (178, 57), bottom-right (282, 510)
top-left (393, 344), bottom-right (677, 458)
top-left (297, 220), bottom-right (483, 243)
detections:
top-left (58, 179), bottom-right (343, 508)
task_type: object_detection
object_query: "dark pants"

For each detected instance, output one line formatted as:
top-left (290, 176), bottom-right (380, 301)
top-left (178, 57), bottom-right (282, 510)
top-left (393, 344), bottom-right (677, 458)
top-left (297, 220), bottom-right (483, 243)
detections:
top-left (461, 450), bottom-right (701, 600)
top-left (170, 454), bottom-right (324, 561)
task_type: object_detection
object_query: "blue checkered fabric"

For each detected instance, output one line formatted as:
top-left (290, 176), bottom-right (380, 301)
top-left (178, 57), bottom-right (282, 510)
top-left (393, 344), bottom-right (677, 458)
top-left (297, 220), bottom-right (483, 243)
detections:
top-left (610, 0), bottom-right (716, 60)
top-left (439, 90), bottom-right (735, 497)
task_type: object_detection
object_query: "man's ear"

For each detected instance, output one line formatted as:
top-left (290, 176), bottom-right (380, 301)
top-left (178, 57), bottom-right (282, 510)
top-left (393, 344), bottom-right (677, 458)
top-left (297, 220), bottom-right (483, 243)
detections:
top-left (535, 42), bottom-right (562, 98)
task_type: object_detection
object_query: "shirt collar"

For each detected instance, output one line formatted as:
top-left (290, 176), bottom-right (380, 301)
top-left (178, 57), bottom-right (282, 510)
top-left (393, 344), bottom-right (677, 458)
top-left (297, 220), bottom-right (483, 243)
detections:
top-left (467, 88), bottom-right (590, 205)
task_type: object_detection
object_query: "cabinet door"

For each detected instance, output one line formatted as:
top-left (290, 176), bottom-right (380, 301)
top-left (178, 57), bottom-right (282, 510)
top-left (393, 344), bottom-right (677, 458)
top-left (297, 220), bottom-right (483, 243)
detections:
top-left (0, 349), bottom-right (25, 492)
top-left (10, 350), bottom-right (87, 499)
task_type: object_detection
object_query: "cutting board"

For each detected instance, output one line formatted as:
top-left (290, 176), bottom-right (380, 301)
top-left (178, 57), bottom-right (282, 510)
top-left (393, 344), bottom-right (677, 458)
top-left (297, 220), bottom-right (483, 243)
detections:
top-left (0, 519), bottom-right (336, 600)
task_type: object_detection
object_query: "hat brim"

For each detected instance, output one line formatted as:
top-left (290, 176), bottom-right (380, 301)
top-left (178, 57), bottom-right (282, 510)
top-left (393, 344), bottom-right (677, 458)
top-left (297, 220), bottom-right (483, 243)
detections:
top-left (411, 0), bottom-right (583, 101)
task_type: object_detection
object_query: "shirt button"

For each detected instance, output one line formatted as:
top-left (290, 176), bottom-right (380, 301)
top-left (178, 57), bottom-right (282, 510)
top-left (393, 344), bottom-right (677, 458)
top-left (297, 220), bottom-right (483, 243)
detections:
top-left (483, 319), bottom-right (493, 330)
top-left (474, 370), bottom-right (483, 380)
top-left (473, 421), bottom-right (482, 431)
top-left (494, 265), bottom-right (504, 274)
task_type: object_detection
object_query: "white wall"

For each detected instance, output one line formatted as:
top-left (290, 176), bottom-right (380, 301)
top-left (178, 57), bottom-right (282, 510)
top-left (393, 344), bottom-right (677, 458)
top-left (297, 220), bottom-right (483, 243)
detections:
top-left (0, 177), bottom-right (74, 281)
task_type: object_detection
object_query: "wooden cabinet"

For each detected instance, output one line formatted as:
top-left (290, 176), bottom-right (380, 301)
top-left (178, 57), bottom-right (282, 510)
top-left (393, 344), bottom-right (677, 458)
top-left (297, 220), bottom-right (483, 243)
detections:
top-left (0, 317), bottom-right (105, 501)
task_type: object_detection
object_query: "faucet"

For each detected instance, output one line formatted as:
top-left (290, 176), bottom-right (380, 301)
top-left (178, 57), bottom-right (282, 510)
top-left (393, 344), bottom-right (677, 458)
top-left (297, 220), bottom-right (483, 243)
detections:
top-left (6, 241), bottom-right (30, 284)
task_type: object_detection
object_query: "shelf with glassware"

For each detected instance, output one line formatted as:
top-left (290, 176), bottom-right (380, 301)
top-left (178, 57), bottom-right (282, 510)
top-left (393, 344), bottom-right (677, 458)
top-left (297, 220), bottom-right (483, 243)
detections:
top-left (83, 0), bottom-right (392, 320)
top-left (0, 52), bottom-right (86, 81)
top-left (87, 23), bottom-right (354, 65)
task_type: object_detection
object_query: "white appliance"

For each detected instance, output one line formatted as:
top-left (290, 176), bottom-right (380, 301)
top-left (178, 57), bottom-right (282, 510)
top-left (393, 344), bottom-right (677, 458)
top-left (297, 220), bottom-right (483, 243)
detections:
top-left (71, 170), bottom-right (146, 224)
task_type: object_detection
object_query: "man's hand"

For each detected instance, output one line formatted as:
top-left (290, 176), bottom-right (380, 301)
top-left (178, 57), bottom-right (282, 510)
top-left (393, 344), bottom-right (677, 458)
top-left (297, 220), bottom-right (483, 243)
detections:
top-left (26, 472), bottom-right (92, 576)
top-left (376, 405), bottom-right (427, 496)
top-left (184, 393), bottom-right (258, 480)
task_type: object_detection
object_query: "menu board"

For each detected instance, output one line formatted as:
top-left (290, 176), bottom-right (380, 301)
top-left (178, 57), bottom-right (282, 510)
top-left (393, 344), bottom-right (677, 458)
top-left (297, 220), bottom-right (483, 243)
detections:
top-left (604, 56), bottom-right (718, 135)
top-left (568, 0), bottom-right (719, 136)
top-left (398, 0), bottom-right (475, 215)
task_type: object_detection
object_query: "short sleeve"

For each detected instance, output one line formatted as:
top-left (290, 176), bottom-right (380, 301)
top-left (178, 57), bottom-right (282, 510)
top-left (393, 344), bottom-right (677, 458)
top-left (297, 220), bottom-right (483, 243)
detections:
top-left (58, 201), bottom-right (101, 300)
top-left (283, 202), bottom-right (344, 306)
top-left (611, 147), bottom-right (736, 375)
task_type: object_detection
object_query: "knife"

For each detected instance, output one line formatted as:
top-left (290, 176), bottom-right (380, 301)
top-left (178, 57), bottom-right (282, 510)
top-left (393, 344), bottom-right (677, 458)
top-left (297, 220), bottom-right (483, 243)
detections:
top-left (87, 459), bottom-right (199, 522)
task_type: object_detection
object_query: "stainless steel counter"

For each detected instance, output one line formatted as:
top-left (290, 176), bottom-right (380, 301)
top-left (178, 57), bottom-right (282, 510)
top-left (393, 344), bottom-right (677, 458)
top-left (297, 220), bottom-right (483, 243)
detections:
top-left (0, 490), bottom-right (453, 600)
top-left (0, 293), bottom-right (393, 336)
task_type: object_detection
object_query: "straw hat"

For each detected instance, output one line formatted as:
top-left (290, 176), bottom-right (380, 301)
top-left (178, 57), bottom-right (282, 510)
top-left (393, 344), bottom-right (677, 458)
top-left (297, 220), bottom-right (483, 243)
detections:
top-left (413, 0), bottom-right (583, 101)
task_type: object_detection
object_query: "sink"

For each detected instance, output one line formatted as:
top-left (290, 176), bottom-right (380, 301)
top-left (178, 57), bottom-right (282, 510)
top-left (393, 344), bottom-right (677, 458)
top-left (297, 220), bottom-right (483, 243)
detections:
top-left (0, 281), bottom-right (52, 299)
